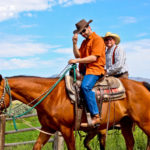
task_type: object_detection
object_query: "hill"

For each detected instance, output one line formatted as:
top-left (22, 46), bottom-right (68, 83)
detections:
top-left (130, 77), bottom-right (150, 83)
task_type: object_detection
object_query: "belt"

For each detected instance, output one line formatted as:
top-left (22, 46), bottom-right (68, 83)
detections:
top-left (114, 71), bottom-right (128, 78)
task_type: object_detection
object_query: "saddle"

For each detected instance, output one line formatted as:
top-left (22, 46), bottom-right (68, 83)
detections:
top-left (65, 75), bottom-right (126, 104)
top-left (65, 75), bottom-right (126, 129)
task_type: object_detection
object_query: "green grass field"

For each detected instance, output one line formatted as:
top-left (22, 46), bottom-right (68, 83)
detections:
top-left (4, 116), bottom-right (147, 150)
top-left (4, 103), bottom-right (147, 150)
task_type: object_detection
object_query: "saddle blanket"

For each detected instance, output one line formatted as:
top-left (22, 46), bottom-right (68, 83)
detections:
top-left (65, 75), bottom-right (126, 103)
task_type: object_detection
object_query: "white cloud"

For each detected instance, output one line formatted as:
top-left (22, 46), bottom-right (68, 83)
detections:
top-left (0, 58), bottom-right (53, 70)
top-left (24, 12), bottom-right (34, 17)
top-left (0, 35), bottom-right (59, 57)
top-left (0, 57), bottom-right (71, 78)
top-left (58, 0), bottom-right (95, 6)
top-left (74, 0), bottom-right (95, 4)
top-left (121, 39), bottom-right (150, 78)
top-left (136, 33), bottom-right (148, 38)
top-left (119, 16), bottom-right (137, 24)
top-left (20, 24), bottom-right (38, 28)
top-left (54, 47), bottom-right (72, 53)
top-left (122, 39), bottom-right (150, 52)
top-left (0, 42), bottom-right (50, 57)
top-left (0, 34), bottom-right (72, 76)
top-left (0, 0), bottom-right (95, 21)
top-left (0, 34), bottom-right (71, 76)
top-left (1, 37), bottom-right (149, 78)
top-left (0, 34), bottom-right (40, 42)
top-left (0, 0), bottom-right (56, 21)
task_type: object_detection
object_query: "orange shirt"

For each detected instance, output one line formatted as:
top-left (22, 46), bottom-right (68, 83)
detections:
top-left (79, 32), bottom-right (106, 75)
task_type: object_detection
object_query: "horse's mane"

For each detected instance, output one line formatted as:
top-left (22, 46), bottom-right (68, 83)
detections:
top-left (143, 82), bottom-right (150, 91)
top-left (6, 75), bottom-right (59, 79)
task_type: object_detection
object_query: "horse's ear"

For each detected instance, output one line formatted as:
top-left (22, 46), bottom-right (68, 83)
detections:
top-left (0, 74), bottom-right (2, 83)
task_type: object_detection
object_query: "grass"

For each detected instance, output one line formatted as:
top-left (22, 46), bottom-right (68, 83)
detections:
top-left (4, 119), bottom-right (147, 150)
top-left (5, 115), bottom-right (54, 150)
top-left (4, 102), bottom-right (148, 150)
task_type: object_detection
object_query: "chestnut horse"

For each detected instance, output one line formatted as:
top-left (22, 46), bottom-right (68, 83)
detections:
top-left (0, 74), bottom-right (150, 150)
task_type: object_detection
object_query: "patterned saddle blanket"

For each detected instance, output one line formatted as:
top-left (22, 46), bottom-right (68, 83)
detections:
top-left (65, 75), bottom-right (126, 103)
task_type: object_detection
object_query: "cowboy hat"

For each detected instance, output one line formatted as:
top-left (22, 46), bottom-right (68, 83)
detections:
top-left (73, 19), bottom-right (93, 34)
top-left (103, 32), bottom-right (120, 45)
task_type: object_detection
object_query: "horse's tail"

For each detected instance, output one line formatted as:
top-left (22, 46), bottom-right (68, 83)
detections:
top-left (143, 82), bottom-right (150, 91)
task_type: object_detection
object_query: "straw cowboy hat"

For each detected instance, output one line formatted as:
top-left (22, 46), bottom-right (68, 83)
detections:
top-left (103, 32), bottom-right (120, 45)
top-left (73, 19), bottom-right (93, 34)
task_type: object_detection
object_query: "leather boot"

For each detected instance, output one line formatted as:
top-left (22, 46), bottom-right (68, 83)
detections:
top-left (92, 114), bottom-right (101, 125)
top-left (81, 114), bottom-right (100, 128)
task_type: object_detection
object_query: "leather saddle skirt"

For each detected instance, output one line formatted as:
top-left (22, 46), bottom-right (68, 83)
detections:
top-left (65, 75), bottom-right (126, 103)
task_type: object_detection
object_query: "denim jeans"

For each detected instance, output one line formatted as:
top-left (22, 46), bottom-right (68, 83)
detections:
top-left (81, 74), bottom-right (101, 116)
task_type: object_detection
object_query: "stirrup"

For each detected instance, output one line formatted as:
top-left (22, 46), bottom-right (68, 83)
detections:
top-left (80, 122), bottom-right (100, 128)
top-left (80, 113), bottom-right (100, 128)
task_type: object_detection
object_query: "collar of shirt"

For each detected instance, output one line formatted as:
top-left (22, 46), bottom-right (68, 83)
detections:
top-left (106, 44), bottom-right (116, 52)
top-left (86, 32), bottom-right (95, 40)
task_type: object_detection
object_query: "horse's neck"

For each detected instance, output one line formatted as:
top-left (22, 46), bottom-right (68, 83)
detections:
top-left (8, 77), bottom-right (56, 105)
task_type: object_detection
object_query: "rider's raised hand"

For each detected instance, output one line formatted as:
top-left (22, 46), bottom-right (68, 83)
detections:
top-left (72, 33), bottom-right (78, 45)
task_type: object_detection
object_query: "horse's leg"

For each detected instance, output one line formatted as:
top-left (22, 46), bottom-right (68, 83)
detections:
top-left (84, 131), bottom-right (97, 150)
top-left (84, 129), bottom-right (106, 150)
top-left (120, 117), bottom-right (134, 150)
top-left (60, 125), bottom-right (75, 150)
top-left (136, 118), bottom-right (150, 150)
top-left (33, 128), bottom-right (55, 150)
top-left (147, 136), bottom-right (150, 150)
top-left (98, 129), bottom-right (107, 150)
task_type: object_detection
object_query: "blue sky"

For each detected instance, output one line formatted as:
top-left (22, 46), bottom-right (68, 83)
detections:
top-left (0, 0), bottom-right (150, 78)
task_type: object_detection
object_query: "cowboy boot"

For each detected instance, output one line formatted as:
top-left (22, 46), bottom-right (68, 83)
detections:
top-left (92, 114), bottom-right (101, 126)
top-left (81, 114), bottom-right (101, 128)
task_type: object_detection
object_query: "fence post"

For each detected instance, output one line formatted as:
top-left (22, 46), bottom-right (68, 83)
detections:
top-left (53, 131), bottom-right (64, 150)
top-left (0, 114), bottom-right (6, 150)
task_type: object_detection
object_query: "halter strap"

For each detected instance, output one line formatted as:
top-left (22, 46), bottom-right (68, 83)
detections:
top-left (0, 78), bottom-right (12, 114)
top-left (0, 64), bottom-right (77, 131)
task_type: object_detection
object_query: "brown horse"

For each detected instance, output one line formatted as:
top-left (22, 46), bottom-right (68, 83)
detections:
top-left (0, 74), bottom-right (150, 150)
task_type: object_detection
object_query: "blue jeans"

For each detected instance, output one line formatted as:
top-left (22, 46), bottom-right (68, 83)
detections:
top-left (81, 74), bottom-right (101, 116)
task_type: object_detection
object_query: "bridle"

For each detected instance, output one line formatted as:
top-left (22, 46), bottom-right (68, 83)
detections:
top-left (0, 78), bottom-right (12, 114)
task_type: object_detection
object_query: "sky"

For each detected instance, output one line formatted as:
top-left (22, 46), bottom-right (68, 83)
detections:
top-left (0, 0), bottom-right (150, 78)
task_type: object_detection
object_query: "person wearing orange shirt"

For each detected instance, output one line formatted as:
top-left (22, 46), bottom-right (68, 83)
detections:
top-left (68, 19), bottom-right (106, 127)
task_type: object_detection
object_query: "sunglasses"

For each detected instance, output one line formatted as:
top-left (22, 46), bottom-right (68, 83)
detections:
top-left (80, 28), bottom-right (87, 34)
top-left (104, 37), bottom-right (114, 41)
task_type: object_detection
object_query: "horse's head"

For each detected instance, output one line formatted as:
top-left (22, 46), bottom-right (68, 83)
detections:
top-left (0, 74), bottom-right (2, 83)
top-left (0, 74), bottom-right (10, 114)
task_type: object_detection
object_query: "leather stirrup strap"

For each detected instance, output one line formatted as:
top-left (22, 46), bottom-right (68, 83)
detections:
top-left (99, 87), bottom-right (103, 118)
top-left (105, 79), bottom-right (112, 139)
top-left (86, 112), bottom-right (93, 127)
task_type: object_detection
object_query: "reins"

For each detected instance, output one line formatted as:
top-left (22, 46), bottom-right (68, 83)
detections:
top-left (1, 64), bottom-right (77, 131)
top-left (11, 64), bottom-right (72, 113)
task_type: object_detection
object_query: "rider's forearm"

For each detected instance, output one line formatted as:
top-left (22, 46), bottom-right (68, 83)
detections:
top-left (76, 55), bottom-right (98, 63)
top-left (73, 44), bottom-right (80, 58)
